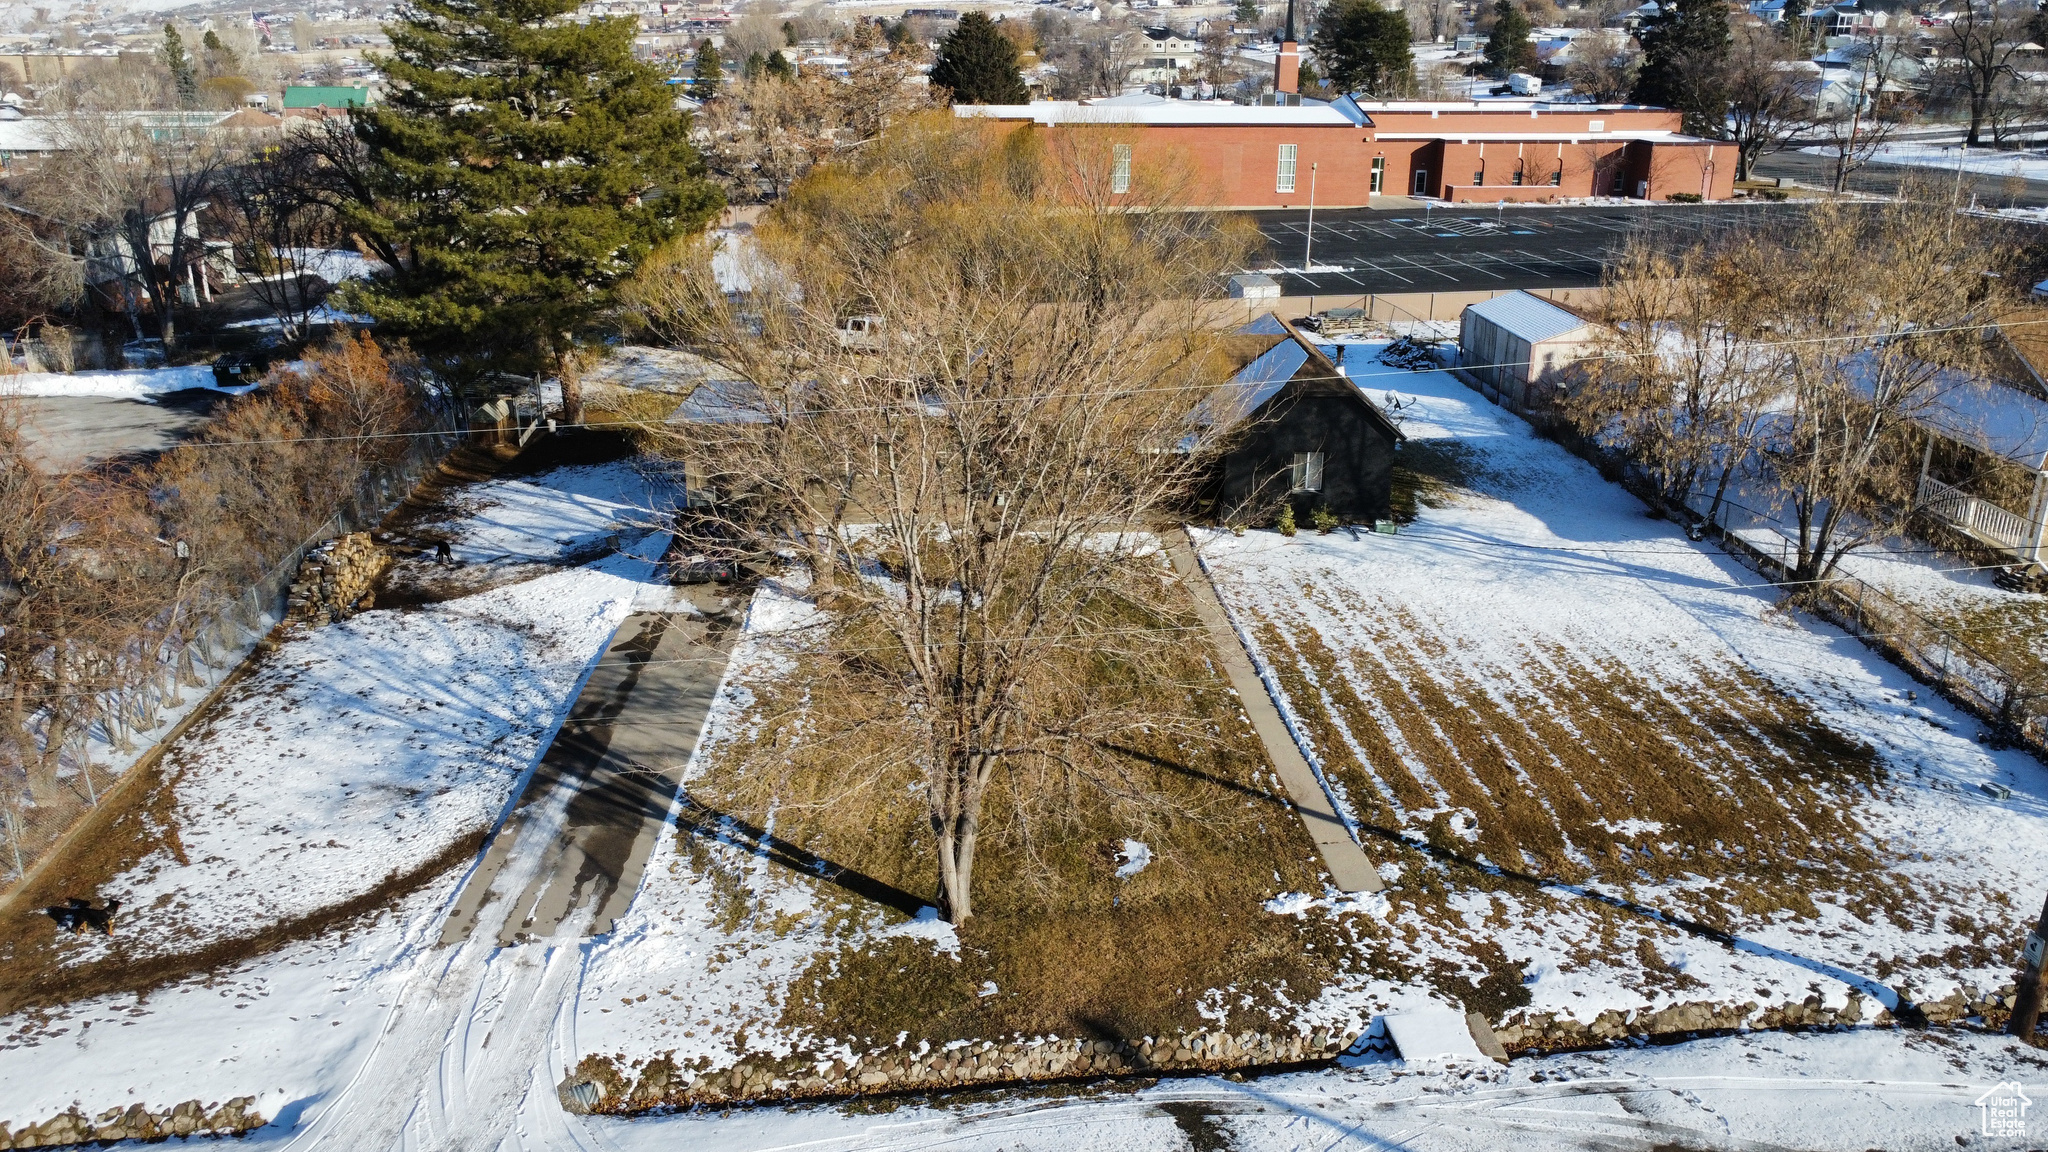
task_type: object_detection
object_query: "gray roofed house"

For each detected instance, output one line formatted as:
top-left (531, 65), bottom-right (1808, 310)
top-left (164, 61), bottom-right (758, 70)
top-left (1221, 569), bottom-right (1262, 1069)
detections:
top-left (1200, 313), bottom-right (1406, 525)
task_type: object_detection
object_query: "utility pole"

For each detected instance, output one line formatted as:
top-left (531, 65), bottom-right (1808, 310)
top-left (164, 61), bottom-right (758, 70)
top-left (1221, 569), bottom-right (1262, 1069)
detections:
top-left (2009, 888), bottom-right (2048, 1041)
top-left (1303, 161), bottom-right (1318, 271)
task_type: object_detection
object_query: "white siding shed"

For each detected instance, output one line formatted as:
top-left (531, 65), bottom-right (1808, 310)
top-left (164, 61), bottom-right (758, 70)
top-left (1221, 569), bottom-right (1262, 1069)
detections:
top-left (1458, 291), bottom-right (1599, 414)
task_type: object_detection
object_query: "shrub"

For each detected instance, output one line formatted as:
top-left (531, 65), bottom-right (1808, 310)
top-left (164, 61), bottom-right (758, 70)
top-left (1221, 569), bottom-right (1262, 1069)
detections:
top-left (1759, 189), bottom-right (1789, 202)
top-left (1276, 503), bottom-right (1297, 537)
top-left (1666, 192), bottom-right (1703, 203)
top-left (1310, 504), bottom-right (1339, 534)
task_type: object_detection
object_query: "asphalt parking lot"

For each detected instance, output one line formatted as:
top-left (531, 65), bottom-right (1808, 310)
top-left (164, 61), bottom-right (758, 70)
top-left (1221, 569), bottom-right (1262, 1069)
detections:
top-left (1246, 202), bottom-right (1801, 295)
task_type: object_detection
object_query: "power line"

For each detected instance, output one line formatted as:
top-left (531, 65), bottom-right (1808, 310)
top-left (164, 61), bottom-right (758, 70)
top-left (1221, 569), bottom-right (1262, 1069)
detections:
top-left (23, 311), bottom-right (2048, 451)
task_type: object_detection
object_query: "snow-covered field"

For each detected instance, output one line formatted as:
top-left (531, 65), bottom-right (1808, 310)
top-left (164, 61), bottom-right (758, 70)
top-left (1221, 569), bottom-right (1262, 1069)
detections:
top-left (1, 394), bottom-right (2044, 1148)
top-left (0, 461), bottom-right (674, 1127)
top-left (1192, 345), bottom-right (2048, 1035)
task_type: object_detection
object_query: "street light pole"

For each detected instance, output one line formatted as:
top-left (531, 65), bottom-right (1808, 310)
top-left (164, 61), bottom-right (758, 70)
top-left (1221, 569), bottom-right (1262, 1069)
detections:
top-left (1304, 162), bottom-right (1318, 271)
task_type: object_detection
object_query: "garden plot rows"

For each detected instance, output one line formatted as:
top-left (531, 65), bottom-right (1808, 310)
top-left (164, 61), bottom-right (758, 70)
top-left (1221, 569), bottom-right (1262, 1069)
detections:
top-left (1193, 348), bottom-right (2048, 1036)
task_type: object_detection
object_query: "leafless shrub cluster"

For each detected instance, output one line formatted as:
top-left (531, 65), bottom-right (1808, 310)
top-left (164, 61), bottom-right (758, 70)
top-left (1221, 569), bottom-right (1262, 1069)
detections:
top-left (0, 334), bottom-right (445, 880)
top-left (1576, 189), bottom-right (2017, 588)
top-left (621, 113), bottom-right (1259, 921)
top-left (693, 54), bottom-right (937, 204)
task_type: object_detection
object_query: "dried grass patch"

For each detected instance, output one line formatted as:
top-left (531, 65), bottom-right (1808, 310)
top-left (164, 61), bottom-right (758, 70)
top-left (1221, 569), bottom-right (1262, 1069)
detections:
top-left (677, 577), bottom-right (1373, 1050)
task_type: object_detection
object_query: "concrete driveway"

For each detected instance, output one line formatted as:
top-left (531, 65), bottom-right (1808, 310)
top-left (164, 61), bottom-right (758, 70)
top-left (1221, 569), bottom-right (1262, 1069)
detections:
top-left (10, 390), bottom-right (230, 471)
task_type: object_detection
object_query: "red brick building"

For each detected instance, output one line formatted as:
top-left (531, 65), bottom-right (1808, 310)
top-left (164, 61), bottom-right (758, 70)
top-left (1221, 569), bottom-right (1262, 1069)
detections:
top-left (956, 97), bottom-right (1737, 208)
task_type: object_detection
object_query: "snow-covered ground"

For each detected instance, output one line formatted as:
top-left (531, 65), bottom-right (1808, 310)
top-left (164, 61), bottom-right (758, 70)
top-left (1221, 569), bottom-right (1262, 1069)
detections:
top-left (2, 392), bottom-right (2044, 1148)
top-left (1190, 345), bottom-right (2048, 1034)
top-left (0, 365), bottom-right (255, 398)
top-left (580, 1029), bottom-right (2047, 1152)
top-left (569, 578), bottom-right (980, 1075)
top-left (1803, 141), bottom-right (2048, 184)
top-left (0, 461), bottom-right (675, 1130)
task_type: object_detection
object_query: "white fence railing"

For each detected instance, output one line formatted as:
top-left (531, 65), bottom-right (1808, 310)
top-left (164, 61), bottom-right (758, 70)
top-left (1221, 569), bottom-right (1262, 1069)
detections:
top-left (1917, 474), bottom-right (2037, 559)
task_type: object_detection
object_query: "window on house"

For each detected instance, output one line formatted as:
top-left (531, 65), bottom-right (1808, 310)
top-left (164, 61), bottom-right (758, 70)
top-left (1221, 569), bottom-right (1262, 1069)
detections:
top-left (1111, 143), bottom-right (1131, 194)
top-left (1290, 451), bottom-right (1325, 493)
top-left (1277, 143), bottom-right (1298, 193)
top-left (1370, 155), bottom-right (1385, 194)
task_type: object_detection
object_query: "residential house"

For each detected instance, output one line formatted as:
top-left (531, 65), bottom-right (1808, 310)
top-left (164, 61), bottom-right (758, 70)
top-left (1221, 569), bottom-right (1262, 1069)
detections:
top-left (1201, 313), bottom-right (1406, 523)
top-left (1131, 26), bottom-right (1203, 84)
top-left (1809, 2), bottom-right (1890, 38)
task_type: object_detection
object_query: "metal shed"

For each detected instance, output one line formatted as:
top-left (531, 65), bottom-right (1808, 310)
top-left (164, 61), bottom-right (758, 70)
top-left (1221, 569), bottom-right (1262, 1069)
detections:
top-left (1458, 291), bottom-right (1599, 414)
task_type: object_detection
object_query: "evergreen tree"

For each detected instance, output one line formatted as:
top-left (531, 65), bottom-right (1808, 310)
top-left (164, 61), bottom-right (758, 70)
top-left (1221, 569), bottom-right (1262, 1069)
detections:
top-left (782, 19), bottom-right (798, 46)
top-left (1633, 0), bottom-right (1732, 138)
top-left (929, 12), bottom-right (1029, 104)
top-left (766, 49), bottom-right (796, 81)
top-left (1311, 0), bottom-right (1412, 95)
top-left (1482, 0), bottom-right (1533, 76)
top-left (350, 0), bottom-right (724, 393)
top-left (1234, 0), bottom-right (1260, 23)
top-left (693, 38), bottom-right (723, 98)
top-left (744, 50), bottom-right (766, 80)
top-left (160, 24), bottom-right (198, 107)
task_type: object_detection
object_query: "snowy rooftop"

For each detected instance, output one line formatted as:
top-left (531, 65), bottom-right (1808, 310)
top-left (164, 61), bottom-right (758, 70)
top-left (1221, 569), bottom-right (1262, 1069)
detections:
top-left (1373, 130), bottom-right (1699, 142)
top-left (1913, 374), bottom-right (2048, 471)
top-left (1463, 290), bottom-right (1598, 343)
top-left (1347, 99), bottom-right (1656, 112)
top-left (955, 101), bottom-right (1357, 127)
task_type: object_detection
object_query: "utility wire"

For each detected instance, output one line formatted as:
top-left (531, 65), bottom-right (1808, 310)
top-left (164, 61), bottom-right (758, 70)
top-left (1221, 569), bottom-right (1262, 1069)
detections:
top-left (41, 313), bottom-right (2048, 450)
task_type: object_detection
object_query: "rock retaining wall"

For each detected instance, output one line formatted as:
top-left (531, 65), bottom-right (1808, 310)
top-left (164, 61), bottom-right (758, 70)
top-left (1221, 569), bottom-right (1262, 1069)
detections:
top-left (286, 532), bottom-right (390, 626)
top-left (570, 981), bottom-right (2028, 1115)
top-left (565, 1028), bottom-right (1351, 1113)
top-left (0, 1097), bottom-right (263, 1147)
top-left (1495, 982), bottom-right (2019, 1052)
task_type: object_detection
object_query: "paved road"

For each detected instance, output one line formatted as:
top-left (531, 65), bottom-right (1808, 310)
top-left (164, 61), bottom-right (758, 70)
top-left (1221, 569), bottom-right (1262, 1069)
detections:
top-left (440, 589), bottom-right (741, 948)
top-left (1165, 531), bottom-right (1383, 894)
top-left (11, 389), bottom-right (228, 471)
top-left (1753, 147), bottom-right (2048, 207)
top-left (1248, 203), bottom-right (1802, 296)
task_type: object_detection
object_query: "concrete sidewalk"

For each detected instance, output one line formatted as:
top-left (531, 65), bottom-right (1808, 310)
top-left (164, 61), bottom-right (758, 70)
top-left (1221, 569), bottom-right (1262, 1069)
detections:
top-left (1165, 531), bottom-right (1383, 894)
top-left (440, 588), bottom-right (742, 947)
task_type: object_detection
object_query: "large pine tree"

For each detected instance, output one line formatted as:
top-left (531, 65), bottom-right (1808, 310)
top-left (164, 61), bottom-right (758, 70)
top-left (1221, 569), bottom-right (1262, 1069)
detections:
top-left (349, 0), bottom-right (722, 393)
top-left (1311, 0), bottom-right (1413, 96)
top-left (929, 12), bottom-right (1029, 105)
top-left (1482, 0), bottom-right (1534, 76)
top-left (1633, 0), bottom-right (1732, 138)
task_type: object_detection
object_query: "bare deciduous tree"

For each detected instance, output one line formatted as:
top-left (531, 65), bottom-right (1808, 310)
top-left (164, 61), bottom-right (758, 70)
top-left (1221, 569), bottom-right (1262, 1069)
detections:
top-left (1725, 22), bottom-right (1812, 180)
top-left (694, 55), bottom-right (936, 203)
top-left (1939, 0), bottom-right (2031, 147)
top-left (1815, 35), bottom-right (1919, 193)
top-left (1576, 237), bottom-right (1776, 521)
top-left (1562, 29), bottom-right (1641, 103)
top-left (12, 113), bottom-right (231, 353)
top-left (622, 114), bottom-right (1259, 921)
top-left (1587, 190), bottom-right (2015, 589)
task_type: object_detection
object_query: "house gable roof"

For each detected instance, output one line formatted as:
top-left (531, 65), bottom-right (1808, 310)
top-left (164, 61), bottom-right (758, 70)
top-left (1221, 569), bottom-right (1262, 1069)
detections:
top-left (1204, 313), bottom-right (1405, 442)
